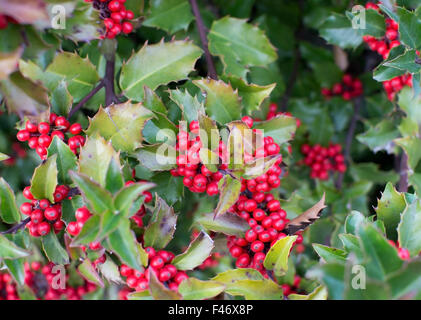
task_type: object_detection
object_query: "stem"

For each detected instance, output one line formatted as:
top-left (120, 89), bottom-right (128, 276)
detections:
top-left (335, 96), bottom-right (363, 190)
top-left (1, 217), bottom-right (31, 235)
top-left (189, 0), bottom-right (217, 80)
top-left (398, 152), bottom-right (409, 192)
top-left (104, 53), bottom-right (120, 106)
top-left (67, 81), bottom-right (104, 119)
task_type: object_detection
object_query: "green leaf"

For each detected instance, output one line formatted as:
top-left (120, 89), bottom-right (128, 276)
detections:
top-left (69, 171), bottom-right (114, 214)
top-left (4, 258), bottom-right (25, 286)
top-left (136, 144), bottom-right (177, 171)
top-left (50, 80), bottom-right (73, 116)
top-left (357, 119), bottom-right (400, 153)
top-left (388, 259), bottom-right (421, 299)
top-left (193, 79), bottom-right (242, 124)
top-left (253, 114), bottom-right (296, 146)
top-left (307, 263), bottom-right (345, 300)
top-left (394, 6), bottom-right (421, 50)
top-left (0, 153), bottom-right (9, 161)
top-left (373, 45), bottom-right (407, 81)
top-left (71, 215), bottom-right (101, 246)
top-left (30, 154), bottom-right (58, 203)
top-left (150, 171), bottom-right (184, 205)
top-left (398, 199), bottom-right (421, 257)
top-left (214, 175), bottom-right (242, 218)
top-left (199, 148), bottom-right (219, 173)
top-left (78, 259), bottom-right (104, 288)
top-left (105, 157), bottom-right (124, 195)
top-left (226, 76), bottom-right (275, 115)
top-left (395, 137), bottom-right (421, 171)
top-left (288, 285), bottom-right (328, 300)
top-left (398, 86), bottom-right (421, 124)
top-left (198, 113), bottom-right (219, 151)
top-left (319, 12), bottom-right (363, 49)
top-left (47, 136), bottom-right (77, 185)
top-left (375, 182), bottom-right (406, 239)
top-left (173, 232), bottom-right (214, 270)
top-left (0, 70), bottom-right (49, 117)
top-left (98, 255), bottom-right (123, 284)
top-left (308, 110), bottom-right (334, 145)
top-left (178, 278), bottom-right (225, 300)
top-left (143, 0), bottom-right (194, 34)
top-left (114, 182), bottom-right (154, 213)
top-left (242, 155), bottom-right (282, 180)
top-left (212, 268), bottom-right (264, 282)
top-left (41, 231), bottom-right (69, 265)
top-left (86, 102), bottom-right (154, 153)
top-left (196, 211), bottom-right (249, 237)
top-left (144, 196), bottom-right (177, 249)
top-left (208, 17), bottom-right (277, 78)
top-left (108, 219), bottom-right (143, 271)
top-left (383, 49), bottom-right (421, 74)
top-left (148, 269), bottom-right (182, 300)
top-left (0, 234), bottom-right (29, 259)
top-left (78, 134), bottom-right (120, 187)
top-left (169, 89), bottom-right (204, 123)
top-left (357, 223), bottom-right (403, 280)
top-left (345, 8), bottom-right (386, 38)
top-left (344, 211), bottom-right (365, 235)
top-left (263, 235), bottom-right (297, 277)
top-left (120, 40), bottom-right (202, 101)
top-left (0, 178), bottom-right (20, 224)
top-left (312, 244), bottom-right (347, 263)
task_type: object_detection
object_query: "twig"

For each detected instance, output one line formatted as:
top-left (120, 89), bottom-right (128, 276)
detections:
top-left (335, 96), bottom-right (363, 190)
top-left (1, 217), bottom-right (31, 235)
top-left (189, 0), bottom-right (217, 80)
top-left (104, 53), bottom-right (120, 106)
top-left (398, 152), bottom-right (409, 192)
top-left (68, 81), bottom-right (104, 119)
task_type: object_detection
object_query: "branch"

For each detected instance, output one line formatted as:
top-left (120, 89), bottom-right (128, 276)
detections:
top-left (335, 96), bottom-right (363, 190)
top-left (189, 0), bottom-right (217, 80)
top-left (1, 217), bottom-right (31, 235)
top-left (398, 152), bottom-right (409, 192)
top-left (68, 80), bottom-right (104, 119)
top-left (104, 53), bottom-right (120, 106)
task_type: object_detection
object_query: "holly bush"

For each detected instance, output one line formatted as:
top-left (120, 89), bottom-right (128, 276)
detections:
top-left (1, 0), bottom-right (421, 301)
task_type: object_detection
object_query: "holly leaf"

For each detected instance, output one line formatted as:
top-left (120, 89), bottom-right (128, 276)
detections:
top-left (148, 269), bottom-right (182, 300)
top-left (214, 175), bottom-right (242, 218)
top-left (208, 17), bottom-right (277, 79)
top-left (105, 157), bottom-right (124, 195)
top-left (113, 182), bottom-right (155, 213)
top-left (263, 235), bottom-right (297, 277)
top-left (47, 136), bottom-right (77, 185)
top-left (375, 182), bottom-right (406, 239)
top-left (98, 255), bottom-right (123, 284)
top-left (193, 79), bottom-right (242, 124)
top-left (86, 102), bottom-right (154, 153)
top-left (226, 76), bottom-right (275, 115)
top-left (178, 278), bottom-right (225, 300)
top-left (41, 231), bottom-right (69, 265)
top-left (0, 178), bottom-right (20, 224)
top-left (0, 71), bottom-right (49, 118)
top-left (0, 46), bottom-right (23, 80)
top-left (395, 137), bottom-right (421, 171)
top-left (242, 155), bottom-right (282, 180)
top-left (312, 244), bottom-right (347, 264)
top-left (253, 114), bottom-right (296, 146)
top-left (173, 231), bottom-right (214, 270)
top-left (78, 134), bottom-right (120, 187)
top-left (345, 8), bottom-right (386, 38)
top-left (319, 12), bottom-right (363, 49)
top-left (143, 195), bottom-right (177, 249)
top-left (143, 0), bottom-right (194, 34)
top-left (108, 219), bottom-right (143, 271)
top-left (357, 119), bottom-right (400, 153)
top-left (169, 89), bottom-right (204, 123)
top-left (196, 212), bottom-right (249, 237)
top-left (120, 40), bottom-right (202, 101)
top-left (78, 259), bottom-right (104, 288)
top-left (0, 234), bottom-right (30, 260)
top-left (398, 199), bottom-right (421, 257)
top-left (30, 154), bottom-right (58, 203)
top-left (50, 80), bottom-right (73, 117)
top-left (288, 285), bottom-right (328, 300)
top-left (135, 144), bottom-right (177, 171)
top-left (392, 6), bottom-right (421, 50)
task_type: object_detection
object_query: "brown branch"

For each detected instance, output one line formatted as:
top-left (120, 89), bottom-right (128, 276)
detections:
top-left (67, 80), bottom-right (104, 119)
top-left (398, 152), bottom-right (409, 192)
top-left (1, 217), bottom-right (31, 235)
top-left (189, 0), bottom-right (217, 80)
top-left (104, 53), bottom-right (120, 106)
top-left (335, 96), bottom-right (363, 190)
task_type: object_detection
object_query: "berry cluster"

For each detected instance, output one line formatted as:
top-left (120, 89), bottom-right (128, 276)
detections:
top-left (0, 262), bottom-right (97, 300)
top-left (20, 185), bottom-right (69, 237)
top-left (120, 248), bottom-right (188, 293)
top-left (388, 240), bottom-right (411, 260)
top-left (170, 120), bottom-right (223, 196)
top-left (66, 206), bottom-right (92, 237)
top-left (300, 143), bottom-right (346, 180)
top-left (86, 0), bottom-right (134, 39)
top-left (16, 114), bottom-right (85, 160)
top-left (124, 180), bottom-right (153, 228)
top-left (226, 193), bottom-right (302, 275)
top-left (362, 2), bottom-right (414, 100)
top-left (0, 15), bottom-right (17, 30)
top-left (321, 74), bottom-right (363, 100)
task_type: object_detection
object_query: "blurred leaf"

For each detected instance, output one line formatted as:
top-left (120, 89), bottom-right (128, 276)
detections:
top-left (398, 199), bottom-right (421, 257)
top-left (253, 115), bottom-right (296, 146)
top-left (0, 234), bottom-right (29, 259)
top-left (0, 46), bottom-right (23, 80)
top-left (0, 0), bottom-right (48, 24)
top-left (313, 244), bottom-right (347, 263)
top-left (319, 12), bottom-right (362, 49)
top-left (288, 285), bottom-right (328, 300)
top-left (0, 177), bottom-right (20, 224)
top-left (178, 278), bottom-right (225, 300)
top-left (148, 268), bottom-right (182, 300)
top-left (136, 144), bottom-right (177, 171)
top-left (345, 8), bottom-right (386, 38)
top-left (357, 119), bottom-right (400, 153)
top-left (78, 259), bottom-right (104, 288)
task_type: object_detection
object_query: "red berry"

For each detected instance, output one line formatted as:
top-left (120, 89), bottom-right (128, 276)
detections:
top-left (31, 209), bottom-right (44, 224)
top-left (55, 117), bottom-right (70, 130)
top-left (37, 222), bottom-right (51, 236)
top-left (108, 0), bottom-right (121, 11)
top-left (250, 240), bottom-right (264, 252)
top-left (17, 130), bottom-right (30, 142)
top-left (23, 186), bottom-right (34, 200)
top-left (75, 207), bottom-right (91, 222)
top-left (20, 202), bottom-right (33, 215)
top-left (69, 123), bottom-right (82, 135)
top-left (150, 256), bottom-right (165, 269)
top-left (38, 122), bottom-right (50, 134)
top-left (241, 116), bottom-right (254, 128)
top-left (26, 122), bottom-right (38, 133)
top-left (122, 22), bottom-right (133, 34)
top-left (39, 199), bottom-right (50, 210)
top-left (44, 207), bottom-right (59, 221)
top-left (67, 221), bottom-right (80, 236)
